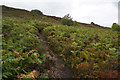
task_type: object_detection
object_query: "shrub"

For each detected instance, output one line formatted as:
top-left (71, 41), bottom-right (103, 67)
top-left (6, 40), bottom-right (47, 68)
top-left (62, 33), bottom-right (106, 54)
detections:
top-left (61, 14), bottom-right (73, 26)
top-left (73, 21), bottom-right (79, 26)
top-left (112, 23), bottom-right (120, 32)
top-left (91, 22), bottom-right (95, 25)
top-left (112, 23), bottom-right (120, 48)
top-left (31, 9), bottom-right (43, 15)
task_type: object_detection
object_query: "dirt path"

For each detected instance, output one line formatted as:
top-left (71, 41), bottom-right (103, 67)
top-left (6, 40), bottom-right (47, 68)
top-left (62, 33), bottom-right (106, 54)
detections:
top-left (39, 31), bottom-right (73, 78)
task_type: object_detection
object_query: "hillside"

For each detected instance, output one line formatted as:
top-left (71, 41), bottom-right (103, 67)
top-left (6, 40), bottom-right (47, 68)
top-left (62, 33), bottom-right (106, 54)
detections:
top-left (1, 5), bottom-right (119, 79)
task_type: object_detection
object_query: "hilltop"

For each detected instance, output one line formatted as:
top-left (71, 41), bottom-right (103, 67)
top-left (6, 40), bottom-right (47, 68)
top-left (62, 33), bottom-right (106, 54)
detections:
top-left (2, 5), bottom-right (110, 29)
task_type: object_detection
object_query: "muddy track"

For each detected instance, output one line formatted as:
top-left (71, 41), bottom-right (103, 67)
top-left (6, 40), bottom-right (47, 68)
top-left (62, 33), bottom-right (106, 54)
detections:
top-left (39, 31), bottom-right (73, 78)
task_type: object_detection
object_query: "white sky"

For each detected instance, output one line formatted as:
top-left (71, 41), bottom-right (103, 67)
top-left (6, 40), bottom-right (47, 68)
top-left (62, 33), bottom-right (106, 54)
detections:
top-left (0, 0), bottom-right (120, 27)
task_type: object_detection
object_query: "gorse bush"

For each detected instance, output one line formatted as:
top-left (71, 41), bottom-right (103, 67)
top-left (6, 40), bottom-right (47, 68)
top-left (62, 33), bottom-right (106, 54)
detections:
top-left (31, 9), bottom-right (43, 15)
top-left (61, 14), bottom-right (73, 26)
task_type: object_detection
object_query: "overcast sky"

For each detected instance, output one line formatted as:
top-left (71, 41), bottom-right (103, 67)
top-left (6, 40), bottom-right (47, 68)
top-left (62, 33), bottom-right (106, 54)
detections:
top-left (1, 0), bottom-right (120, 27)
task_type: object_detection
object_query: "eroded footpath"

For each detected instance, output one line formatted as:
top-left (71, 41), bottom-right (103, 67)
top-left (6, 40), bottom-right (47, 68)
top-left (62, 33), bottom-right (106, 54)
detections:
top-left (39, 30), bottom-right (73, 78)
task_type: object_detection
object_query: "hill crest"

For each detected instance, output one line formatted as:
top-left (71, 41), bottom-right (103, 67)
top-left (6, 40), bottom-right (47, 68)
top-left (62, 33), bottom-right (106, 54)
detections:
top-left (1, 5), bottom-right (110, 29)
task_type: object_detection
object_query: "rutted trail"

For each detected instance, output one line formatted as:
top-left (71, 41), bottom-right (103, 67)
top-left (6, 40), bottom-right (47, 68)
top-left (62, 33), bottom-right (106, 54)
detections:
top-left (39, 30), bottom-right (73, 78)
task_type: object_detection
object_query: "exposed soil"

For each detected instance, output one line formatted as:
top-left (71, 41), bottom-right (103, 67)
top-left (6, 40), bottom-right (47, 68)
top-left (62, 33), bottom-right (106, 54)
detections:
top-left (39, 31), bottom-right (73, 78)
